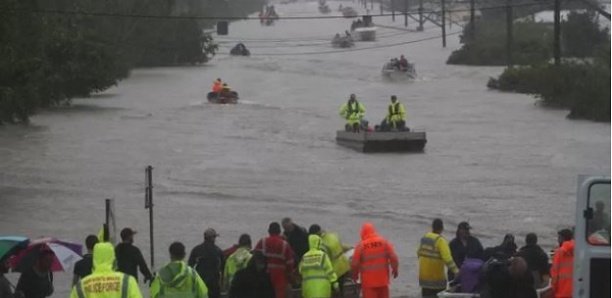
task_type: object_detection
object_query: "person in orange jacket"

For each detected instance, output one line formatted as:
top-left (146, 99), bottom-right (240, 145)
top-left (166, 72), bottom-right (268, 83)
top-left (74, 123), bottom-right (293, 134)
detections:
top-left (551, 229), bottom-right (574, 298)
top-left (211, 78), bottom-right (223, 93)
top-left (351, 222), bottom-right (399, 298)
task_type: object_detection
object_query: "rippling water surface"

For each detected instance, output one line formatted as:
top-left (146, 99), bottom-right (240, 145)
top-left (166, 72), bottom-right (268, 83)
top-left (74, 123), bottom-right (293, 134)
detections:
top-left (0, 1), bottom-right (609, 296)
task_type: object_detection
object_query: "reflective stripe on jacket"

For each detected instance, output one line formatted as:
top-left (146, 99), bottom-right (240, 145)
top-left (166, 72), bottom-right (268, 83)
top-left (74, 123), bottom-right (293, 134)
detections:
top-left (551, 240), bottom-right (574, 298)
top-left (254, 235), bottom-right (295, 273)
top-left (150, 261), bottom-right (208, 298)
top-left (70, 243), bottom-right (143, 298)
top-left (417, 232), bottom-right (458, 290)
top-left (299, 235), bottom-right (338, 298)
top-left (387, 102), bottom-right (406, 122)
top-left (351, 223), bottom-right (399, 288)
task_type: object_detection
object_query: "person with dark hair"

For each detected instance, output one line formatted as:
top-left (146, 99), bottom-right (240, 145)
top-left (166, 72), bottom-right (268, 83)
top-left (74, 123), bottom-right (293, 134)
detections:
top-left (16, 250), bottom-right (54, 298)
top-left (517, 233), bottom-right (549, 287)
top-left (281, 217), bottom-right (309, 265)
top-left (72, 235), bottom-right (99, 286)
top-left (229, 251), bottom-right (275, 298)
top-left (188, 228), bottom-right (224, 298)
top-left (449, 222), bottom-right (484, 270)
top-left (151, 242), bottom-right (208, 298)
top-left (115, 228), bottom-right (153, 284)
top-left (551, 229), bottom-right (574, 298)
top-left (418, 218), bottom-right (458, 298)
top-left (223, 234), bottom-right (252, 291)
top-left (484, 234), bottom-right (517, 261)
top-left (254, 222), bottom-right (295, 298)
top-left (1, 259), bottom-right (14, 298)
top-left (480, 256), bottom-right (537, 298)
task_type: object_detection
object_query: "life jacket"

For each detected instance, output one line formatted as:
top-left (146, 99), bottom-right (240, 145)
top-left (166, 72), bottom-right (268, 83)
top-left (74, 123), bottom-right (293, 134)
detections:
top-left (388, 102), bottom-right (401, 116)
top-left (347, 100), bottom-right (360, 115)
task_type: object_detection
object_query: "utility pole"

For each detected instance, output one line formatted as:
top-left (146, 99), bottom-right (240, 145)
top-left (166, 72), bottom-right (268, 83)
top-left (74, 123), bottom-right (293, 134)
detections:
top-left (418, 0), bottom-right (424, 31)
top-left (554, 0), bottom-right (561, 65)
top-left (392, 0), bottom-right (395, 21)
top-left (145, 165), bottom-right (155, 269)
top-left (404, 0), bottom-right (408, 27)
top-left (470, 0), bottom-right (475, 39)
top-left (441, 0), bottom-right (446, 47)
top-left (506, 0), bottom-right (513, 67)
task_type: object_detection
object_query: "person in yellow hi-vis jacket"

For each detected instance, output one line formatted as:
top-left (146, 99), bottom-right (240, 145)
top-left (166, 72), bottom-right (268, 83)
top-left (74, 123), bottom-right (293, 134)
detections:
top-left (299, 235), bottom-right (339, 298)
top-left (385, 95), bottom-right (406, 130)
top-left (150, 242), bottom-right (208, 298)
top-left (339, 94), bottom-right (366, 132)
top-left (417, 218), bottom-right (458, 298)
top-left (70, 242), bottom-right (142, 298)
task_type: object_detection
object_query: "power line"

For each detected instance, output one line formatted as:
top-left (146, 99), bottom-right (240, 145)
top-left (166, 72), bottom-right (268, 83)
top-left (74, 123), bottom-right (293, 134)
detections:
top-left (217, 30), bottom-right (463, 56)
top-left (1, 1), bottom-right (556, 21)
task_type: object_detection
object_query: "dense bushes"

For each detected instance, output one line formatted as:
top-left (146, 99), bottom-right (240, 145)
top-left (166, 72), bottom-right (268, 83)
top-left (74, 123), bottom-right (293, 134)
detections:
top-left (447, 21), bottom-right (553, 65)
top-left (0, 0), bottom-right (264, 123)
top-left (487, 50), bottom-right (610, 121)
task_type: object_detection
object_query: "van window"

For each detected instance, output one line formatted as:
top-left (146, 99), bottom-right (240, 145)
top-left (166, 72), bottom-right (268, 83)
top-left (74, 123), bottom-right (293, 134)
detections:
top-left (587, 183), bottom-right (611, 246)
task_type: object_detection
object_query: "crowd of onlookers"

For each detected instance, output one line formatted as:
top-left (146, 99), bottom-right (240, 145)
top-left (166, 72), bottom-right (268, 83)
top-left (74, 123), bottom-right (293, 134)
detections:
top-left (1, 213), bottom-right (608, 298)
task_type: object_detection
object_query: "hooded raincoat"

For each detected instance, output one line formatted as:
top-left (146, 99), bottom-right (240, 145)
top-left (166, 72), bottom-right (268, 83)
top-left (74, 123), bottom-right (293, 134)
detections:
top-left (299, 235), bottom-right (338, 298)
top-left (351, 223), bottom-right (399, 289)
top-left (70, 243), bottom-right (142, 298)
top-left (320, 232), bottom-right (350, 277)
top-left (150, 260), bottom-right (208, 298)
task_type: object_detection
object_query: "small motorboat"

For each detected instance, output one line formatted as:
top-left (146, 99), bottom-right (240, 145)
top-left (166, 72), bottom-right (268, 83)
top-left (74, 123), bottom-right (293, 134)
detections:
top-left (207, 91), bottom-right (239, 104)
top-left (382, 61), bottom-right (417, 80)
top-left (230, 44), bottom-right (250, 56)
top-left (331, 35), bottom-right (354, 48)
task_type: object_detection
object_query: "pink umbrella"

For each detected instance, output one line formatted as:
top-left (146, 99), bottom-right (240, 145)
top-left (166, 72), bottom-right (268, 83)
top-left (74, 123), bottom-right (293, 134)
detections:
top-left (11, 237), bottom-right (83, 272)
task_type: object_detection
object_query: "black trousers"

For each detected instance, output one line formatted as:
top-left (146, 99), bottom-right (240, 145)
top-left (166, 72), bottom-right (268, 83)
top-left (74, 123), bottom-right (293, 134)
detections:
top-left (421, 287), bottom-right (444, 298)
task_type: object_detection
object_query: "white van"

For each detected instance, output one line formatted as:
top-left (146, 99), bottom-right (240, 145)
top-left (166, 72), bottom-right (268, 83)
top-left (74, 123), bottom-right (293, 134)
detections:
top-left (573, 176), bottom-right (610, 298)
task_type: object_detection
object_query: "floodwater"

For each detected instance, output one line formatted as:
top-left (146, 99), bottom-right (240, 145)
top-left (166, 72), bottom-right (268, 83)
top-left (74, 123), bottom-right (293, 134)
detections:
top-left (0, 1), bottom-right (609, 297)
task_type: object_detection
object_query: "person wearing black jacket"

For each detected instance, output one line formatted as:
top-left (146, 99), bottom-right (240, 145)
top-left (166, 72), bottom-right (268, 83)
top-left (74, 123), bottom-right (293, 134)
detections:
top-left (15, 250), bottom-right (54, 298)
top-left (72, 234), bottom-right (98, 286)
top-left (229, 251), bottom-right (275, 298)
top-left (281, 217), bottom-right (309, 264)
top-left (188, 228), bottom-right (225, 298)
top-left (115, 228), bottom-right (153, 283)
top-left (517, 233), bottom-right (549, 287)
top-left (449, 222), bottom-right (484, 267)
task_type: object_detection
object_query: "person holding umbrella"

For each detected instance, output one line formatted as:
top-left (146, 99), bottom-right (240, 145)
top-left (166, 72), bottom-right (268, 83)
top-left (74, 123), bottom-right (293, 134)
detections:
top-left (15, 249), bottom-right (54, 298)
top-left (0, 236), bottom-right (30, 298)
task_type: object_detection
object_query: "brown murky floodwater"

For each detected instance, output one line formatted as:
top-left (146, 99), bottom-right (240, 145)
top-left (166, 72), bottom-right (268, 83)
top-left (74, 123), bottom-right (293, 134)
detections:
top-left (1, 1), bottom-right (609, 297)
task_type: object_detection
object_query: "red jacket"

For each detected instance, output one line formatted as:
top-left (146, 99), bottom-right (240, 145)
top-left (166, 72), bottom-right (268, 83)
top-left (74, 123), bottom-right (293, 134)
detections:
top-left (551, 240), bottom-right (574, 298)
top-left (351, 222), bottom-right (399, 288)
top-left (254, 235), bottom-right (295, 273)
